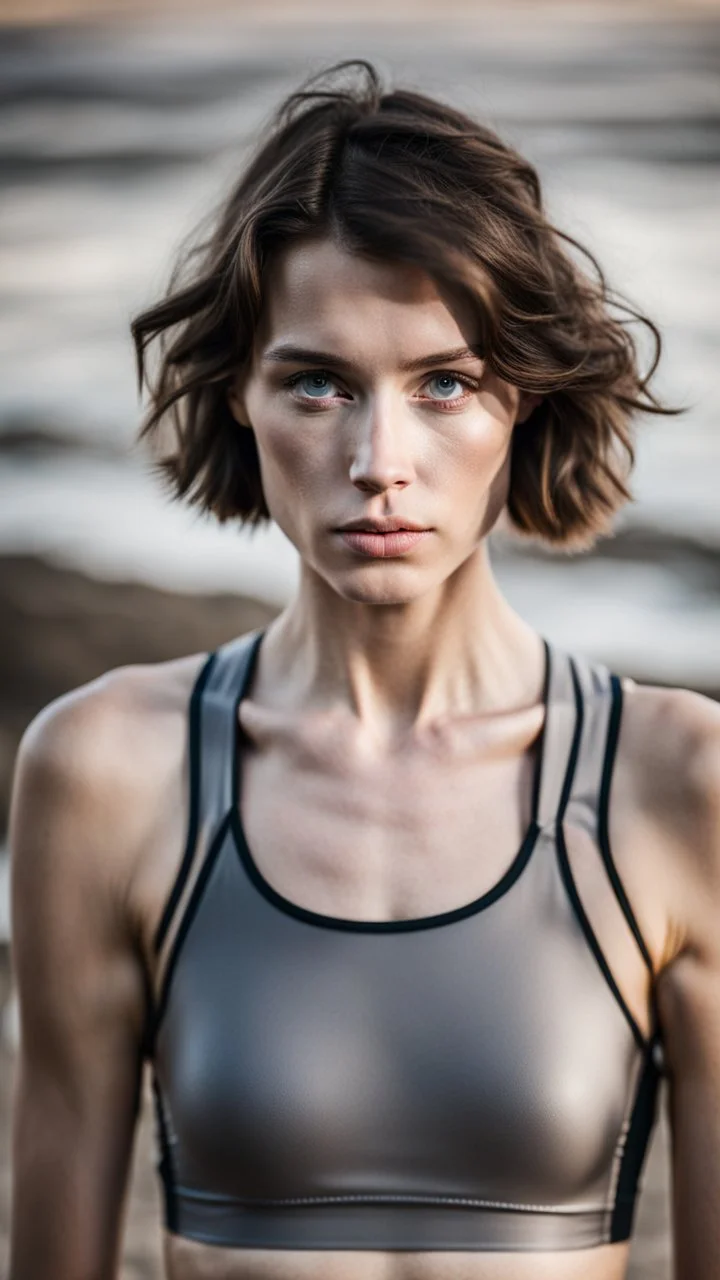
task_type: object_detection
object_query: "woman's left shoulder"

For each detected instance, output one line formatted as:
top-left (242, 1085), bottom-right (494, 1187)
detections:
top-left (616, 677), bottom-right (720, 899)
top-left (619, 677), bottom-right (720, 797)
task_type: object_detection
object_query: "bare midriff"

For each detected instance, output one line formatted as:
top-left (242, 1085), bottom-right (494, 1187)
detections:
top-left (164, 1236), bottom-right (631, 1280)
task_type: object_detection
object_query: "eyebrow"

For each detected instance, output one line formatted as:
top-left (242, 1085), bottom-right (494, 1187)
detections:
top-left (261, 343), bottom-right (484, 372)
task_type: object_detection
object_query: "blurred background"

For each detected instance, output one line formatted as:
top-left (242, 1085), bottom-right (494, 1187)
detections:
top-left (1, 0), bottom-right (719, 1274)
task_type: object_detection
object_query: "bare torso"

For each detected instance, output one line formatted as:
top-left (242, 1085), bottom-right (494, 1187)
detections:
top-left (163, 1235), bottom-right (630, 1280)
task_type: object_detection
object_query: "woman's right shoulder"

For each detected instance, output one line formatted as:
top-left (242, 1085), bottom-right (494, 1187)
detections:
top-left (16, 651), bottom-right (209, 785)
top-left (8, 651), bottom-right (211, 896)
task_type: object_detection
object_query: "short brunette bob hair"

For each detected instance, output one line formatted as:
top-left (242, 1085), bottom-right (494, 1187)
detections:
top-left (132, 60), bottom-right (672, 549)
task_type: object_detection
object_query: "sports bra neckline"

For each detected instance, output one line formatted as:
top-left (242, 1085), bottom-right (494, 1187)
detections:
top-left (228, 629), bottom-right (552, 935)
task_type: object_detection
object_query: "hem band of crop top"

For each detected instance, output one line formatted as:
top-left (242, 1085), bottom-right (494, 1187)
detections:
top-left (147, 630), bottom-right (664, 1253)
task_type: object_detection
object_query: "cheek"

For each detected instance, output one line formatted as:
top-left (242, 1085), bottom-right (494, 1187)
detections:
top-left (262, 420), bottom-right (308, 477)
top-left (246, 390), bottom-right (324, 493)
top-left (438, 409), bottom-right (513, 488)
top-left (431, 410), bottom-right (513, 538)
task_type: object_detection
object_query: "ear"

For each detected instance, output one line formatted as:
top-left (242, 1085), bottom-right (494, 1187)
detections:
top-left (515, 391), bottom-right (542, 425)
top-left (227, 377), bottom-right (251, 429)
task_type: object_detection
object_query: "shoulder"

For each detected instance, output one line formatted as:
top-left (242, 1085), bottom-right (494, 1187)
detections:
top-left (9, 652), bottom-right (210, 909)
top-left (614, 678), bottom-right (720, 949)
top-left (13, 651), bottom-right (209, 803)
top-left (617, 679), bottom-right (720, 824)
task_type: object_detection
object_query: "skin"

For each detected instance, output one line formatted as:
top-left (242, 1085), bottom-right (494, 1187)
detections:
top-left (8, 237), bottom-right (720, 1280)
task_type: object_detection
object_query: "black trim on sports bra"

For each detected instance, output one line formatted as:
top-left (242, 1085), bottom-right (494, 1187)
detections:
top-left (152, 1070), bottom-right (178, 1232)
top-left (609, 1044), bottom-right (662, 1241)
top-left (228, 636), bottom-right (550, 934)
top-left (557, 658), bottom-right (584, 824)
top-left (153, 650), bottom-right (217, 955)
top-left (232, 816), bottom-right (542, 934)
top-left (597, 674), bottom-right (655, 975)
top-left (555, 823), bottom-right (647, 1053)
top-left (554, 661), bottom-right (648, 1054)
top-left (149, 809), bottom-right (232, 1053)
top-left (529, 637), bottom-right (552, 822)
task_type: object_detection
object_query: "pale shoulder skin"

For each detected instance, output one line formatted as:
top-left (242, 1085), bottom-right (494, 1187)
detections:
top-left (8, 654), bottom-right (720, 1280)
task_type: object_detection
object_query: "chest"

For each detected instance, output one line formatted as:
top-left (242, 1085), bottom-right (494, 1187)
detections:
top-left (150, 639), bottom-right (657, 1254)
top-left (155, 812), bottom-right (637, 1213)
top-left (238, 724), bottom-right (537, 923)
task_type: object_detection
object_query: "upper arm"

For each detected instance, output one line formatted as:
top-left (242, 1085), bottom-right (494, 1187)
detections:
top-left (8, 684), bottom-right (153, 1279)
top-left (644, 691), bottom-right (720, 1279)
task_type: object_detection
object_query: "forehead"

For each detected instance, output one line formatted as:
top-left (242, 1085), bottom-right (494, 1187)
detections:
top-left (255, 236), bottom-right (475, 362)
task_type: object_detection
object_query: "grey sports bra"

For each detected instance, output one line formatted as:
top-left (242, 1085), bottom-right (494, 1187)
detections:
top-left (146, 629), bottom-right (664, 1253)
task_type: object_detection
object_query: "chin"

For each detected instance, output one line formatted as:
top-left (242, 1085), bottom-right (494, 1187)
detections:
top-left (324, 565), bottom-right (432, 607)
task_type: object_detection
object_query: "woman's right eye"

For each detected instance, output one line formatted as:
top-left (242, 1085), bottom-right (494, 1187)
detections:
top-left (287, 372), bottom-right (343, 400)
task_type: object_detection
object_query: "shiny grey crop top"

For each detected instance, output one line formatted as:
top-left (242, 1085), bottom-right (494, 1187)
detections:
top-left (146, 629), bottom-right (664, 1253)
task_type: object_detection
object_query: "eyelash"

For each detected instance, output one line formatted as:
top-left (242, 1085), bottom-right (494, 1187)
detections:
top-left (282, 370), bottom-right (479, 409)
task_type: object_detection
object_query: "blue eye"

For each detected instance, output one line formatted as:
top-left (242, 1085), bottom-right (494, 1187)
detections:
top-left (425, 374), bottom-right (466, 400)
top-left (293, 372), bottom-right (338, 398)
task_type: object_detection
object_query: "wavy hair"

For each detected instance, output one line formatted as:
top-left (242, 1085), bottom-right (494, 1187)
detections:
top-left (131, 60), bottom-right (674, 549)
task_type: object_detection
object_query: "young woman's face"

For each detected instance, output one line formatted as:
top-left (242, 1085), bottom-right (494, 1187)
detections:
top-left (230, 236), bottom-right (537, 605)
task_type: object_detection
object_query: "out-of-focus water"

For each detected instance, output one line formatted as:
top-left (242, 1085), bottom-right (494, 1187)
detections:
top-left (1, 11), bottom-right (719, 682)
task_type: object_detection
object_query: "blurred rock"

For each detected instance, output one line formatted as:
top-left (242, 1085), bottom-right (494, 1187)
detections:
top-left (0, 552), bottom-right (278, 834)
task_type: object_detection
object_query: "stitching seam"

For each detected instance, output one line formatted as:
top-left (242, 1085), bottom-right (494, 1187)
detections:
top-left (177, 1187), bottom-right (605, 1214)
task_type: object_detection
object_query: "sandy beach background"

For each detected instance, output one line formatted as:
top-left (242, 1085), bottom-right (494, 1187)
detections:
top-left (1, 0), bottom-right (719, 1272)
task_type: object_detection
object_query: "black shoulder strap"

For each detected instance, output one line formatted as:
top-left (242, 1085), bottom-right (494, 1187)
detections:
top-left (598, 675), bottom-right (654, 974)
top-left (152, 629), bottom-right (265, 955)
top-left (535, 644), bottom-right (584, 831)
top-left (195, 628), bottom-right (265, 832)
top-left (152, 650), bottom-right (217, 955)
top-left (568, 658), bottom-right (655, 976)
top-left (561, 656), bottom-right (663, 1058)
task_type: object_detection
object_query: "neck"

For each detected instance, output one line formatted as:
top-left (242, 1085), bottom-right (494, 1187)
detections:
top-left (257, 543), bottom-right (545, 744)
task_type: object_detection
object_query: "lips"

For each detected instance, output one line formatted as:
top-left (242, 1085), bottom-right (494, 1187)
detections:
top-left (337, 528), bottom-right (432, 558)
top-left (336, 517), bottom-right (431, 534)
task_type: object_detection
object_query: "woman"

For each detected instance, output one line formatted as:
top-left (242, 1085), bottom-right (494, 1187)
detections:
top-left (8, 60), bottom-right (720, 1280)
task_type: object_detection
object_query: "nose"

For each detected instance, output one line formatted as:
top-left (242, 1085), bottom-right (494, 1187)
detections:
top-left (348, 393), bottom-right (416, 495)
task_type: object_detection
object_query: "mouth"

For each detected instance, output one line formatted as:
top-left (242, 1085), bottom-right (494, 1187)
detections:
top-left (336, 517), bottom-right (431, 534)
top-left (335, 527), bottom-right (433, 559)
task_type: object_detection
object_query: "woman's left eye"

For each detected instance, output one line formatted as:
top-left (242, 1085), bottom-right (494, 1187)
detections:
top-left (422, 374), bottom-right (470, 402)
